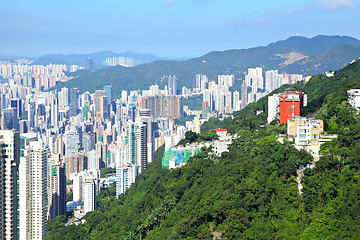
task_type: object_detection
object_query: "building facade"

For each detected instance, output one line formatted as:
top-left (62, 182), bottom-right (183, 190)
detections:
top-left (0, 129), bottom-right (19, 240)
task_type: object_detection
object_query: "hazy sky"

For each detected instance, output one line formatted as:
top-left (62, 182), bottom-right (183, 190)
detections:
top-left (1, 0), bottom-right (359, 58)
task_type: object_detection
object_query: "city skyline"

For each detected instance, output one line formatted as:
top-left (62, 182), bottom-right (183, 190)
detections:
top-left (0, 0), bottom-right (359, 58)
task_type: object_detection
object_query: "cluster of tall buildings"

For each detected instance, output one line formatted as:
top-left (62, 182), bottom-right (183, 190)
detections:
top-left (0, 57), bottom-right (311, 239)
top-left (105, 57), bottom-right (134, 67)
top-left (0, 62), bottom-right (80, 91)
top-left (197, 75), bottom-right (240, 118)
top-left (241, 67), bottom-right (303, 107)
top-left (0, 70), bottom-right (196, 238)
top-left (0, 62), bottom-right (68, 78)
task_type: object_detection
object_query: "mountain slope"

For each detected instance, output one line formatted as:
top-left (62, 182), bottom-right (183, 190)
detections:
top-left (46, 60), bottom-right (360, 239)
top-left (53, 35), bottom-right (360, 97)
top-left (280, 44), bottom-right (360, 75)
top-left (268, 35), bottom-right (360, 56)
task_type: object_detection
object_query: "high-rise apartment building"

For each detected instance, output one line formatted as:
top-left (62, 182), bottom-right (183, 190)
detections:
top-left (233, 90), bottom-right (241, 111)
top-left (99, 96), bottom-right (109, 120)
top-left (69, 88), bottom-right (79, 117)
top-left (26, 141), bottom-right (48, 240)
top-left (115, 164), bottom-right (137, 198)
top-left (0, 139), bottom-right (6, 239)
top-left (225, 91), bottom-right (232, 113)
top-left (265, 70), bottom-right (281, 93)
top-left (0, 129), bottom-right (19, 240)
top-left (141, 95), bottom-right (183, 118)
top-left (94, 90), bottom-right (106, 119)
top-left (126, 119), bottom-right (148, 173)
top-left (87, 57), bottom-right (93, 70)
top-left (58, 87), bottom-right (69, 107)
top-left (218, 75), bottom-right (234, 87)
top-left (245, 67), bottom-right (264, 92)
top-left (47, 160), bottom-right (66, 220)
top-left (167, 75), bottom-right (177, 95)
top-left (267, 94), bottom-right (280, 124)
top-left (83, 178), bottom-right (97, 213)
top-left (104, 85), bottom-right (112, 104)
top-left (73, 169), bottom-right (99, 203)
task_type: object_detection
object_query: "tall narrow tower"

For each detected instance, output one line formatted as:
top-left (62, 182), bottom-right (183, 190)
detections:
top-left (27, 141), bottom-right (48, 240)
top-left (0, 139), bottom-right (6, 239)
top-left (0, 129), bottom-right (19, 240)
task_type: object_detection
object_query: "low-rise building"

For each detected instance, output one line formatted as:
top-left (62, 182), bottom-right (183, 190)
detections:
top-left (287, 117), bottom-right (323, 155)
top-left (347, 89), bottom-right (360, 109)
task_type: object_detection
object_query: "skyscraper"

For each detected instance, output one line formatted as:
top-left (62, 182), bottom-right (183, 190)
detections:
top-left (50, 95), bottom-right (59, 127)
top-left (0, 139), bottom-right (6, 239)
top-left (99, 96), bottom-right (109, 120)
top-left (84, 178), bottom-right (97, 213)
top-left (233, 90), bottom-right (241, 111)
top-left (93, 90), bottom-right (106, 119)
top-left (69, 88), bottom-right (79, 117)
top-left (64, 126), bottom-right (80, 156)
top-left (26, 141), bottom-right (48, 239)
top-left (245, 67), bottom-right (264, 93)
top-left (115, 165), bottom-right (137, 198)
top-left (87, 57), bottom-right (94, 70)
top-left (126, 119), bottom-right (148, 173)
top-left (0, 129), bottom-right (19, 240)
top-left (103, 85), bottom-right (112, 104)
top-left (58, 87), bottom-right (69, 107)
top-left (47, 160), bottom-right (66, 220)
top-left (167, 75), bottom-right (178, 95)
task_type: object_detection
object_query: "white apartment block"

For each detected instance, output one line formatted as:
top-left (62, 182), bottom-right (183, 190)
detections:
top-left (26, 141), bottom-right (48, 240)
top-left (84, 178), bottom-right (97, 213)
top-left (115, 164), bottom-right (138, 198)
top-left (267, 94), bottom-right (280, 124)
top-left (347, 89), bottom-right (360, 109)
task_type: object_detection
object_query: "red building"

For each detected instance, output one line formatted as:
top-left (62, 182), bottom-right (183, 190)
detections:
top-left (279, 91), bottom-right (306, 124)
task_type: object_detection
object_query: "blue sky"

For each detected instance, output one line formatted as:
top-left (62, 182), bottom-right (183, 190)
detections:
top-left (0, 0), bottom-right (359, 58)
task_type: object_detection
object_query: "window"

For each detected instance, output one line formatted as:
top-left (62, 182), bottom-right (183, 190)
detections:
top-left (312, 140), bottom-right (318, 145)
top-left (299, 134), bottom-right (306, 139)
top-left (312, 135), bottom-right (318, 139)
top-left (312, 129), bottom-right (318, 134)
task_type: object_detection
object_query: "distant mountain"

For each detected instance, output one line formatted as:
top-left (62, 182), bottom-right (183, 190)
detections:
top-left (268, 35), bottom-right (360, 56)
top-left (30, 51), bottom-right (164, 68)
top-left (53, 35), bottom-right (360, 97)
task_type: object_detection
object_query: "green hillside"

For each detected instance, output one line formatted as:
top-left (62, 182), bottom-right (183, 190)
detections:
top-left (46, 60), bottom-right (360, 239)
top-left (52, 35), bottom-right (360, 98)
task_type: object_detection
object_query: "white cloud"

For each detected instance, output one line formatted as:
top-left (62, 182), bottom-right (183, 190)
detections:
top-left (316, 0), bottom-right (354, 10)
top-left (253, 17), bottom-right (269, 24)
top-left (164, 0), bottom-right (176, 6)
top-left (276, 5), bottom-right (310, 16)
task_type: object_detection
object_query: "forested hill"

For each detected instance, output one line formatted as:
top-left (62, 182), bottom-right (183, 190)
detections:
top-left (46, 60), bottom-right (360, 239)
top-left (52, 35), bottom-right (360, 98)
